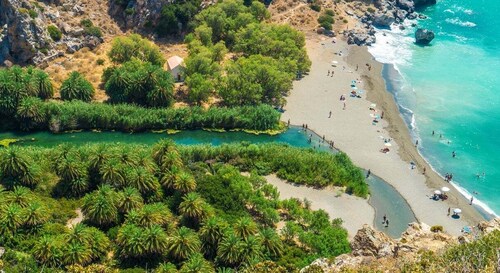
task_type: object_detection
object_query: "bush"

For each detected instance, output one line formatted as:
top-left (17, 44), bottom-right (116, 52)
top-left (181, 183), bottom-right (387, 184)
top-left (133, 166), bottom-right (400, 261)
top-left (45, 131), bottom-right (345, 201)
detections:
top-left (96, 58), bottom-right (105, 65)
top-left (430, 225), bottom-right (443, 233)
top-left (310, 4), bottom-right (321, 12)
top-left (47, 25), bottom-right (62, 41)
top-left (28, 9), bottom-right (38, 19)
top-left (60, 71), bottom-right (95, 102)
top-left (80, 19), bottom-right (93, 28)
top-left (108, 34), bottom-right (165, 66)
top-left (80, 19), bottom-right (103, 38)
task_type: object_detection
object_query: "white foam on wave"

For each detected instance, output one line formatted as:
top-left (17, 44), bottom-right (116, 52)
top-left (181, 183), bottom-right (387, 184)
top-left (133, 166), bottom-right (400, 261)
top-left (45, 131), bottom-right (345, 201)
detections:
top-left (446, 18), bottom-right (477, 28)
top-left (367, 21), bottom-right (415, 66)
top-left (450, 181), bottom-right (499, 218)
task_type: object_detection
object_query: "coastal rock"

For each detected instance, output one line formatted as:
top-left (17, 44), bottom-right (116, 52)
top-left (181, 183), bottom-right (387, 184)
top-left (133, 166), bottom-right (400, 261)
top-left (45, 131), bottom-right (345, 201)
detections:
top-left (395, 9), bottom-right (408, 21)
top-left (477, 218), bottom-right (500, 234)
top-left (350, 224), bottom-right (395, 258)
top-left (415, 28), bottom-right (435, 45)
top-left (396, 0), bottom-right (414, 12)
top-left (346, 30), bottom-right (376, 46)
top-left (109, 0), bottom-right (181, 30)
top-left (413, 0), bottom-right (436, 8)
top-left (372, 11), bottom-right (396, 28)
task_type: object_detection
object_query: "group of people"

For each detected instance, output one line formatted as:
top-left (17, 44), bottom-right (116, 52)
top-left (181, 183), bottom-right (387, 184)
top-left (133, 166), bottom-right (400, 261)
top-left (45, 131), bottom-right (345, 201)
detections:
top-left (382, 214), bottom-right (390, 227)
top-left (444, 173), bottom-right (453, 182)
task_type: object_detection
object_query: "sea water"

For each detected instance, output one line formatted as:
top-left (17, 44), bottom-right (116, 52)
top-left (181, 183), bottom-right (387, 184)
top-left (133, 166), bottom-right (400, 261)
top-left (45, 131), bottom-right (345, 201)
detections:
top-left (368, 0), bottom-right (500, 216)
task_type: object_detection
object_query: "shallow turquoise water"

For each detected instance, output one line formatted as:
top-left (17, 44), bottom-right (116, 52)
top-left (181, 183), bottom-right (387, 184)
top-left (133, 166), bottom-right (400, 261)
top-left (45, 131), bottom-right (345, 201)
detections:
top-left (0, 127), bottom-right (415, 237)
top-left (369, 0), bottom-right (500, 215)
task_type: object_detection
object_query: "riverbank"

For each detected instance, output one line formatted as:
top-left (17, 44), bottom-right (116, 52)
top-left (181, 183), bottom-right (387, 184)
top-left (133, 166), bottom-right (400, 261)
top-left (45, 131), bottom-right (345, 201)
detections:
top-left (282, 34), bottom-right (486, 236)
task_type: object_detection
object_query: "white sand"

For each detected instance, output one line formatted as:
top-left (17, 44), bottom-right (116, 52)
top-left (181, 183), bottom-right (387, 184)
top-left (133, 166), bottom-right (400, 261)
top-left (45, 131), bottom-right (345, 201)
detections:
top-left (265, 174), bottom-right (374, 238)
top-left (282, 36), bottom-right (481, 236)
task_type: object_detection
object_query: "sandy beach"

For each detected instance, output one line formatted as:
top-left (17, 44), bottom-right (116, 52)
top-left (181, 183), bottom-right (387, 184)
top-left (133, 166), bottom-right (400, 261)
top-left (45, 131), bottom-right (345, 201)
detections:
top-left (281, 34), bottom-right (485, 237)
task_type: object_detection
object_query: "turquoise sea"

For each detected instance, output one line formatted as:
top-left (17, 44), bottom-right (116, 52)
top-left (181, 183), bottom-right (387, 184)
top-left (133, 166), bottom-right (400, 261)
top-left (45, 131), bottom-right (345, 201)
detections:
top-left (369, 0), bottom-right (500, 216)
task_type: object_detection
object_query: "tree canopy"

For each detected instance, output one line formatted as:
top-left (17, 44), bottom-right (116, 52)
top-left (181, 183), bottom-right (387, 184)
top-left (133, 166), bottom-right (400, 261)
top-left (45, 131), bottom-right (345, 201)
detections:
top-left (60, 71), bottom-right (95, 102)
top-left (108, 34), bottom-right (166, 67)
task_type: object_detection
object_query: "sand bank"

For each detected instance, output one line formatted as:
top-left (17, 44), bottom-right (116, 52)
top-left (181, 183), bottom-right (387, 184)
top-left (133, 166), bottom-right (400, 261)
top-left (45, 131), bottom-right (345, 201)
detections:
top-left (282, 35), bottom-right (485, 236)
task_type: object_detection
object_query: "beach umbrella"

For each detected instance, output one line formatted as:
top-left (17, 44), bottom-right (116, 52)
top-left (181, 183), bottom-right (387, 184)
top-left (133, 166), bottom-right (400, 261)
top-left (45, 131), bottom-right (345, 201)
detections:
top-left (453, 208), bottom-right (462, 214)
top-left (441, 187), bottom-right (450, 192)
top-left (370, 103), bottom-right (376, 108)
top-left (332, 61), bottom-right (339, 64)
top-left (352, 86), bottom-right (358, 90)
top-left (384, 143), bottom-right (392, 147)
top-left (434, 190), bottom-right (441, 195)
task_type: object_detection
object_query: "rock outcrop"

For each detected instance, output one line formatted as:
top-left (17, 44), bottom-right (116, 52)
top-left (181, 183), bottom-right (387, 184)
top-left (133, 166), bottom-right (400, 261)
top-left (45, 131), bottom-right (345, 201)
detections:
top-left (415, 28), bottom-right (435, 45)
top-left (413, 0), bottom-right (437, 8)
top-left (0, 0), bottom-right (52, 64)
top-left (302, 218), bottom-right (500, 272)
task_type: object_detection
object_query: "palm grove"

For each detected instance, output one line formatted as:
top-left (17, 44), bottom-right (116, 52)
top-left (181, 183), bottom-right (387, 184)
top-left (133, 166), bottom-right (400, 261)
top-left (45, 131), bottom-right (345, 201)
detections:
top-left (0, 142), bottom-right (367, 271)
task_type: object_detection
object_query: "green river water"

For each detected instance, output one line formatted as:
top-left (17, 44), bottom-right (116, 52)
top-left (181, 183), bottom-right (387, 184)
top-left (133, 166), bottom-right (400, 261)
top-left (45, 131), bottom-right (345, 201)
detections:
top-left (0, 126), bottom-right (415, 237)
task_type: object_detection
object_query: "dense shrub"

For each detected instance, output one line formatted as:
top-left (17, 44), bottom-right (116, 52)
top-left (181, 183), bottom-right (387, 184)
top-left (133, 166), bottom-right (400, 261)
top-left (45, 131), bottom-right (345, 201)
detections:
top-left (318, 12), bottom-right (335, 31)
top-left (108, 34), bottom-right (165, 66)
top-left (47, 25), bottom-right (62, 41)
top-left (80, 19), bottom-right (102, 38)
top-left (12, 100), bottom-right (281, 132)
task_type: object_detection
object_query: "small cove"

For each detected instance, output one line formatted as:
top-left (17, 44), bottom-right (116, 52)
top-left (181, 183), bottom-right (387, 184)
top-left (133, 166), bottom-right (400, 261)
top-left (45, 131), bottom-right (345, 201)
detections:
top-left (0, 126), bottom-right (416, 237)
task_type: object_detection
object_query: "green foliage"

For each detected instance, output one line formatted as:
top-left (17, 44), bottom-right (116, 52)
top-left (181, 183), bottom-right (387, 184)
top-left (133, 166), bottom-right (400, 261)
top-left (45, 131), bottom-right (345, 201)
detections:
top-left (28, 9), bottom-right (38, 19)
top-left (96, 58), bottom-right (105, 65)
top-left (108, 34), bottom-right (165, 66)
top-left (318, 12), bottom-right (335, 31)
top-left (60, 71), bottom-right (95, 102)
top-left (157, 0), bottom-right (202, 36)
top-left (10, 100), bottom-right (280, 132)
top-left (185, 73), bottom-right (213, 105)
top-left (105, 59), bottom-right (174, 107)
top-left (47, 25), bottom-right (62, 41)
top-left (80, 19), bottom-right (102, 38)
top-left (430, 225), bottom-right (443, 233)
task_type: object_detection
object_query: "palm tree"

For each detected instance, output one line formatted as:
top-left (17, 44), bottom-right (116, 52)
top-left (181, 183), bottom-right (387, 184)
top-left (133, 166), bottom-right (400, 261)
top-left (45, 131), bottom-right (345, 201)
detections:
top-left (32, 235), bottom-right (63, 267)
top-left (6, 186), bottom-right (32, 207)
top-left (32, 70), bottom-right (54, 99)
top-left (217, 232), bottom-right (244, 266)
top-left (127, 167), bottom-right (160, 194)
top-left (67, 177), bottom-right (90, 196)
top-left (199, 217), bottom-right (229, 259)
top-left (16, 97), bottom-right (46, 130)
top-left (239, 235), bottom-right (263, 266)
top-left (258, 228), bottom-right (283, 257)
top-left (0, 147), bottom-right (30, 178)
top-left (136, 149), bottom-right (158, 173)
top-left (99, 159), bottom-right (126, 188)
top-left (233, 217), bottom-right (258, 239)
top-left (160, 166), bottom-right (180, 189)
top-left (180, 253), bottom-right (215, 273)
top-left (116, 224), bottom-right (145, 258)
top-left (118, 187), bottom-right (144, 214)
top-left (88, 145), bottom-right (112, 182)
top-left (56, 156), bottom-right (86, 183)
top-left (174, 171), bottom-right (197, 193)
top-left (142, 224), bottom-right (168, 255)
top-left (135, 203), bottom-right (173, 229)
top-left (147, 71), bottom-right (174, 107)
top-left (152, 139), bottom-right (181, 168)
top-left (179, 192), bottom-right (210, 226)
top-left (63, 241), bottom-right (92, 265)
top-left (0, 203), bottom-right (24, 235)
top-left (60, 71), bottom-right (95, 102)
top-left (18, 166), bottom-right (40, 188)
top-left (85, 226), bottom-right (111, 260)
top-left (23, 202), bottom-right (49, 227)
top-left (167, 227), bottom-right (201, 261)
top-left (81, 185), bottom-right (119, 227)
top-left (155, 262), bottom-right (179, 273)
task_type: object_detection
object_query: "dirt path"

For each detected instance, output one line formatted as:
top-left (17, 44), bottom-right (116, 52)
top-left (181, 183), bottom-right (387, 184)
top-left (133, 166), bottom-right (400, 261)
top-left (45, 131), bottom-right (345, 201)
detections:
top-left (66, 208), bottom-right (83, 229)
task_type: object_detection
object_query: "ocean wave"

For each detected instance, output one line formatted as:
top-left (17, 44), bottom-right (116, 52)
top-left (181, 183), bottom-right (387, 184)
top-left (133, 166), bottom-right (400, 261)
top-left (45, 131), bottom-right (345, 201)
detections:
top-left (445, 18), bottom-right (477, 28)
top-left (367, 24), bottom-right (415, 66)
top-left (451, 181), bottom-right (499, 218)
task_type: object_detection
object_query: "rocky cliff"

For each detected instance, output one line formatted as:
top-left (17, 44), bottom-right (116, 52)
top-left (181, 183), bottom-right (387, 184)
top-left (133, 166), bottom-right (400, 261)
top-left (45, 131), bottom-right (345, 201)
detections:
top-left (302, 218), bottom-right (500, 272)
top-left (108, 0), bottom-right (174, 30)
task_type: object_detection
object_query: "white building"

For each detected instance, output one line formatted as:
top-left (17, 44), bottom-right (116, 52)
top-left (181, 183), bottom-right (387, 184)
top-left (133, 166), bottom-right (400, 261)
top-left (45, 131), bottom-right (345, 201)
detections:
top-left (166, 55), bottom-right (184, 82)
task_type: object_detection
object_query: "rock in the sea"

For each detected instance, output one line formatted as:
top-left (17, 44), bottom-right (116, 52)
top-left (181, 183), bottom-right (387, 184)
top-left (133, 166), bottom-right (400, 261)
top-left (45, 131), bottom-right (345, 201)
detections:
top-left (414, 0), bottom-right (436, 8)
top-left (415, 28), bottom-right (435, 45)
top-left (396, 0), bottom-right (414, 12)
top-left (346, 30), bottom-right (376, 46)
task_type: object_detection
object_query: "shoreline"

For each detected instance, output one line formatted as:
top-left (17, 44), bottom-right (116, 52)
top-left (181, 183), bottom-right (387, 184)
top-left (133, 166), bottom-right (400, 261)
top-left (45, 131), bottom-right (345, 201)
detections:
top-left (380, 63), bottom-right (497, 220)
top-left (282, 34), bottom-right (486, 236)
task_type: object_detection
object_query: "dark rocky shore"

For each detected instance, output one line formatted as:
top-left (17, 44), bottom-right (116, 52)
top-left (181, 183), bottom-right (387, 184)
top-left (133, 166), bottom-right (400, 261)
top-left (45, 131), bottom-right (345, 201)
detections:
top-left (344, 0), bottom-right (436, 46)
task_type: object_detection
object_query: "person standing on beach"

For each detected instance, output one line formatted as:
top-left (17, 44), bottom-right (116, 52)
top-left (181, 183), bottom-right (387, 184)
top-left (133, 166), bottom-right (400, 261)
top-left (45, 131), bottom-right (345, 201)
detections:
top-left (447, 207), bottom-right (450, 216)
top-left (385, 219), bottom-right (389, 227)
top-left (423, 167), bottom-right (426, 174)
top-left (329, 111), bottom-right (332, 118)
top-left (470, 196), bottom-right (474, 205)
top-left (343, 102), bottom-right (346, 110)
top-left (383, 214), bottom-right (387, 224)
top-left (327, 70), bottom-right (330, 76)
top-left (415, 140), bottom-right (419, 147)
top-left (366, 169), bottom-right (371, 178)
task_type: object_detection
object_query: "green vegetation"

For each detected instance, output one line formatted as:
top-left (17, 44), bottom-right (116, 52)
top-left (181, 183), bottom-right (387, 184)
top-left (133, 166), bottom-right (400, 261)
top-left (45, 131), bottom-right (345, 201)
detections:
top-left (47, 25), bottom-right (62, 41)
top-left (108, 34), bottom-right (165, 66)
top-left (183, 0), bottom-right (311, 107)
top-left (60, 71), bottom-right (95, 102)
top-left (0, 66), bottom-right (53, 116)
top-left (318, 10), bottom-right (335, 31)
top-left (28, 9), bottom-right (38, 19)
top-left (105, 59), bottom-right (174, 107)
top-left (80, 18), bottom-right (103, 38)
top-left (156, 0), bottom-right (203, 36)
top-left (5, 100), bottom-right (281, 132)
top-left (0, 141), bottom-right (361, 271)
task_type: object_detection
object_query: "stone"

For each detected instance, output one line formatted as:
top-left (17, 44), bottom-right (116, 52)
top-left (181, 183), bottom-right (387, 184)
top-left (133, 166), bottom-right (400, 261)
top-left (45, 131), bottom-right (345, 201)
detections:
top-left (415, 28), bottom-right (435, 45)
top-left (350, 225), bottom-right (395, 257)
top-left (372, 11), bottom-right (395, 28)
top-left (346, 30), bottom-right (376, 46)
top-left (317, 27), bottom-right (325, 34)
top-left (395, 9), bottom-right (408, 21)
top-left (396, 0), bottom-right (414, 12)
top-left (418, 14), bottom-right (428, 19)
top-left (70, 27), bottom-right (85, 36)
top-left (407, 12), bottom-right (418, 20)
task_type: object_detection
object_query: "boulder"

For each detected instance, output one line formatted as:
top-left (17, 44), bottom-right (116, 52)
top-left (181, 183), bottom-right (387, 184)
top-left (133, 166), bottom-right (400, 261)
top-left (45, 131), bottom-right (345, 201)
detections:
top-left (477, 218), bottom-right (500, 234)
top-left (372, 11), bottom-right (395, 28)
top-left (414, 0), bottom-right (436, 8)
top-left (415, 28), bottom-right (435, 45)
top-left (346, 31), bottom-right (376, 46)
top-left (396, 0), bottom-right (414, 12)
top-left (395, 9), bottom-right (408, 21)
top-left (350, 224), bottom-right (395, 258)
